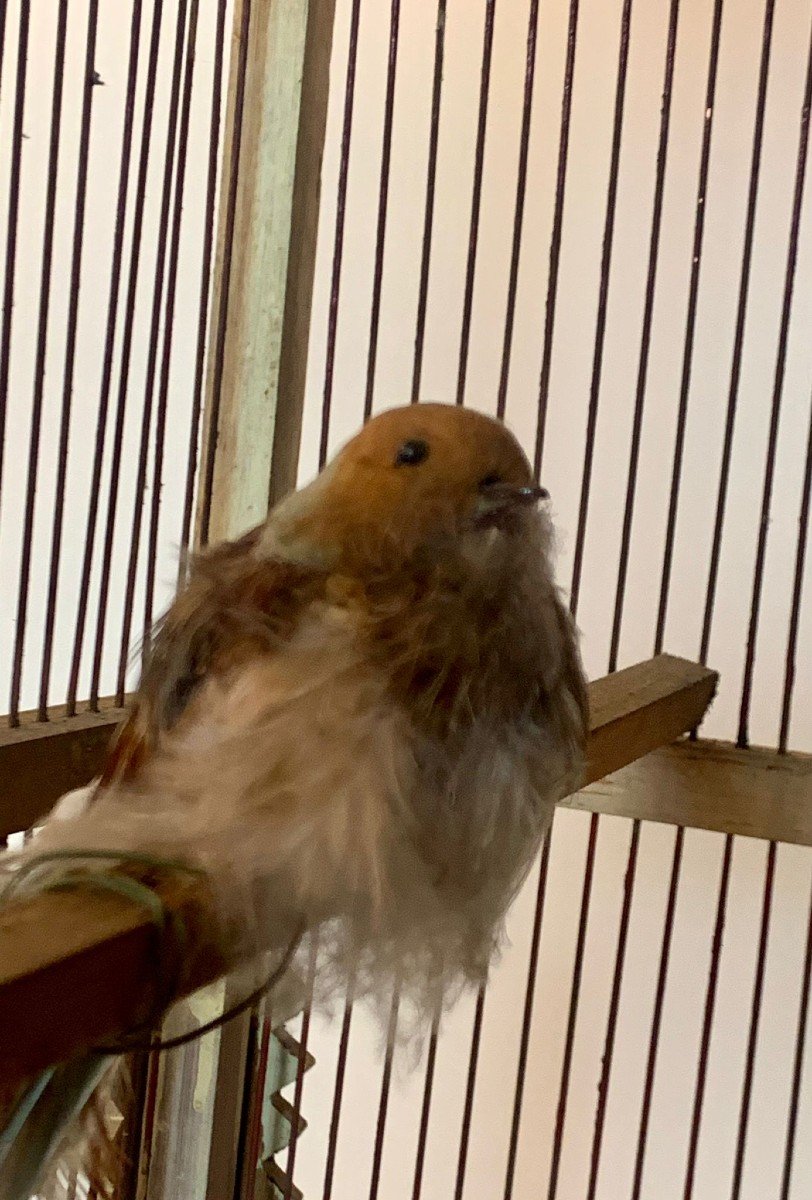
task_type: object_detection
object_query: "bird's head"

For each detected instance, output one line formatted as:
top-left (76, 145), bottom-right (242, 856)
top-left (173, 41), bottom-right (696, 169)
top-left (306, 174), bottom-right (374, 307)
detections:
top-left (263, 404), bottom-right (548, 574)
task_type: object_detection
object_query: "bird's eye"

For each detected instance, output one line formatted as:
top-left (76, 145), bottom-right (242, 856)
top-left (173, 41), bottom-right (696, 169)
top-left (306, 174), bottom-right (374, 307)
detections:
top-left (395, 439), bottom-right (429, 466)
top-left (478, 472), bottom-right (503, 490)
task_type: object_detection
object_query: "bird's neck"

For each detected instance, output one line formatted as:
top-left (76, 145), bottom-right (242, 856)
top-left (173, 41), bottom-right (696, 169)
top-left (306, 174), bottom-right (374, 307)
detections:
top-left (355, 542), bottom-right (548, 740)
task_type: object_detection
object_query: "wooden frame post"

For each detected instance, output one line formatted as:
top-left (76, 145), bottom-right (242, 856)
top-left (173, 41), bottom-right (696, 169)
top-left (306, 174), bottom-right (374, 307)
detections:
top-left (197, 0), bottom-right (337, 546)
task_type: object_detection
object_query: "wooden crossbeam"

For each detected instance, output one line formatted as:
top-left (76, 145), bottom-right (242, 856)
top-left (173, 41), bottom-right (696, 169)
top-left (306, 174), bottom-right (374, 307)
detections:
top-left (0, 701), bottom-right (127, 839)
top-left (0, 654), bottom-right (716, 1092)
top-left (571, 736), bottom-right (812, 846)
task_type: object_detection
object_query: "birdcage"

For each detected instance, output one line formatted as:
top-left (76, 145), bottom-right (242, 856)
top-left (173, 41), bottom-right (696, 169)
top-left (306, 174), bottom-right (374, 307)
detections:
top-left (1, 0), bottom-right (811, 1197)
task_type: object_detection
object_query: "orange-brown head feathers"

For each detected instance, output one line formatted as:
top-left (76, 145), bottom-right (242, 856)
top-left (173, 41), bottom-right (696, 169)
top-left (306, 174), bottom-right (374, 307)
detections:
top-left (262, 404), bottom-right (547, 572)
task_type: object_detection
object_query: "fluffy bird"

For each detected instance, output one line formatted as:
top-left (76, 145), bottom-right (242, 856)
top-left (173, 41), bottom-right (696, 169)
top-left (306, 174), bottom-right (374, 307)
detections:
top-left (0, 403), bottom-right (587, 1197)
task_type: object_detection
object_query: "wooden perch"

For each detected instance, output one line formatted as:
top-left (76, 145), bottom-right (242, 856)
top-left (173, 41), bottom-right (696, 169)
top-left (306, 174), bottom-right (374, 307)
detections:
top-left (0, 700), bottom-right (128, 839)
top-left (0, 654), bottom-right (716, 1091)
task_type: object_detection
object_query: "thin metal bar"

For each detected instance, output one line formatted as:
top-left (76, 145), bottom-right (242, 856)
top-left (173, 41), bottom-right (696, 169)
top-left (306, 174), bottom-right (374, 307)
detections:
top-left (319, 0), bottom-right (361, 468)
top-left (66, 0), bottom-right (143, 715)
top-left (368, 984), bottom-right (401, 1200)
top-left (234, 1003), bottom-right (264, 1200)
top-left (118, 0), bottom-right (189, 693)
top-left (730, 841), bottom-right (777, 1199)
top-left (0, 0), bottom-right (8, 105)
top-left (199, 0), bottom-right (252, 545)
top-left (533, 0), bottom-right (580, 478)
top-left (496, 0), bottom-right (540, 420)
top-left (654, 0), bottom-right (724, 652)
top-left (546, 811), bottom-right (599, 1200)
top-left (38, 0), bottom-right (101, 720)
top-left (322, 976), bottom-right (355, 1200)
top-left (737, 15), bottom-right (812, 748)
top-left (412, 1001), bottom-right (442, 1200)
top-left (142, 0), bottom-right (199, 649)
top-left (363, 0), bottom-right (401, 421)
top-left (683, 833), bottom-right (733, 1200)
top-left (284, 938), bottom-right (319, 1200)
top-left (778, 392), bottom-right (812, 751)
top-left (455, 0), bottom-right (496, 407)
top-left (568, 0), bottom-right (633, 613)
top-left (453, 985), bottom-right (486, 1200)
top-left (240, 1008), bottom-right (272, 1200)
top-left (585, 819), bottom-right (640, 1200)
top-left (779, 879), bottom-right (812, 1200)
top-left (608, 0), bottom-right (680, 671)
top-left (178, 0), bottom-right (227, 573)
top-left (699, 0), bottom-right (775, 667)
top-left (0, 0), bottom-right (30, 523)
top-left (502, 829), bottom-right (553, 1200)
top-left (8, 0), bottom-right (69, 726)
top-left (88, 0), bottom-right (166, 706)
top-left (411, 0), bottom-right (446, 405)
top-left (631, 824), bottom-right (684, 1200)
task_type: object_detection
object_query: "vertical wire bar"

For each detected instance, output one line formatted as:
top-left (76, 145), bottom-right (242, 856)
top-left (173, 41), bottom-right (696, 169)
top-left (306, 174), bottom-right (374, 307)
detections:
top-left (66, 0), bottom-right (144, 714)
top-left (568, 0), bottom-right (633, 614)
top-left (8, 0), bottom-right (69, 725)
top-left (411, 1001), bottom-right (442, 1200)
top-left (362, 0), bottom-right (401, 421)
top-left (737, 14), bottom-right (812, 748)
top-left (0, 0), bottom-right (30, 521)
top-left (38, 0), bottom-right (101, 719)
top-left (178, 0), bottom-right (227, 578)
top-left (199, 0), bottom-right (252, 548)
top-left (116, 0), bottom-right (189, 693)
top-left (411, 0), bottom-right (446, 405)
top-left (453, 985), bottom-right (486, 1200)
top-left (110, 0), bottom-right (190, 689)
top-left (631, 824), bottom-right (684, 1200)
top-left (586, 5), bottom-right (721, 1184)
top-left (496, 0), bottom-right (540, 421)
top-left (607, 0), bottom-right (680, 671)
top-left (533, 0), bottom-right (580, 478)
top-left (233, 1002), bottom-right (264, 1200)
top-left (585, 819), bottom-right (640, 1200)
top-left (502, 829), bottom-right (553, 1200)
top-left (778, 392), bottom-right (812, 750)
top-left (142, 0), bottom-right (199, 646)
top-left (682, 833), bottom-right (733, 1200)
top-left (319, 0), bottom-right (362, 469)
top-left (546, 810), bottom-right (599, 1200)
top-left (562, 6), bottom-right (638, 1177)
top-left (730, 841), bottom-right (777, 1199)
top-left (88, 0), bottom-right (166, 706)
top-left (368, 985), bottom-right (401, 1200)
top-left (654, 0), bottom-right (724, 652)
top-left (243, 1011), bottom-right (273, 1200)
top-left (455, 0), bottom-right (496, 406)
top-left (283, 938), bottom-right (319, 1200)
top-left (779, 880), bottom-right (812, 1200)
top-left (0, 0), bottom-right (8, 103)
top-left (322, 976), bottom-right (356, 1200)
top-left (699, 0), bottom-right (775, 667)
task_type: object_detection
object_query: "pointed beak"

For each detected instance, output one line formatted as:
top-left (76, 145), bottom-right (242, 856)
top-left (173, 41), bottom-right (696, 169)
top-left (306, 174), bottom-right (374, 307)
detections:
top-left (475, 481), bottom-right (549, 527)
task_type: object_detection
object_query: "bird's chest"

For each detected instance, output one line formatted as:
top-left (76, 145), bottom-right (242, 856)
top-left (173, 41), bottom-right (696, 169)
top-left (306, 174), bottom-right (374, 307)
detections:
top-left (406, 714), bottom-right (551, 898)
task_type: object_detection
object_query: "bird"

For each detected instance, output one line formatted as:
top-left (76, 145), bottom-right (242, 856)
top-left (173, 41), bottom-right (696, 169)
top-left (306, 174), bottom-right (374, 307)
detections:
top-left (0, 402), bottom-right (587, 1198)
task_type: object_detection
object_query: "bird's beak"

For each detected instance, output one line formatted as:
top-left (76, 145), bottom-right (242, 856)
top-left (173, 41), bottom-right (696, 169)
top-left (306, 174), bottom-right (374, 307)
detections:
top-left (475, 482), bottom-right (548, 526)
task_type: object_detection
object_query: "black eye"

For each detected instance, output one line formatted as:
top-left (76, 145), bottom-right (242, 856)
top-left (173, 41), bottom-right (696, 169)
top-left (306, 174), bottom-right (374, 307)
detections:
top-left (395, 439), bottom-right (429, 466)
top-left (478, 472), bottom-right (503, 490)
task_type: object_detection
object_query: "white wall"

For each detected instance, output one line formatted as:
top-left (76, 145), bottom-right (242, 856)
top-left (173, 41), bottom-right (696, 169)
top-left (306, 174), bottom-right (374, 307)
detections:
top-left (2, 1), bottom-right (812, 1197)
